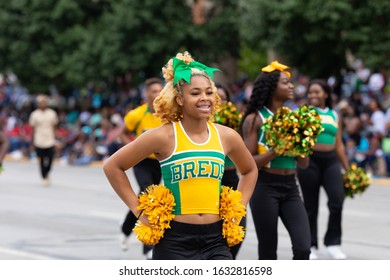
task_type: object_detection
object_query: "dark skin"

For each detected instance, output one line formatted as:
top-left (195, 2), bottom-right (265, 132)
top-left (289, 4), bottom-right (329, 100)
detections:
top-left (104, 76), bottom-right (258, 226)
top-left (242, 72), bottom-right (309, 175)
top-left (307, 83), bottom-right (349, 170)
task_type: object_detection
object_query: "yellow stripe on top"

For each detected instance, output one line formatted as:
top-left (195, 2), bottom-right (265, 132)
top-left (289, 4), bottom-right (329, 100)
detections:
top-left (159, 121), bottom-right (225, 215)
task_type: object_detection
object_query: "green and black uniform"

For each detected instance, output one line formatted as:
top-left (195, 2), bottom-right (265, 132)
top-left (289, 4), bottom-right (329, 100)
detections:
top-left (250, 107), bottom-right (310, 260)
top-left (297, 107), bottom-right (345, 249)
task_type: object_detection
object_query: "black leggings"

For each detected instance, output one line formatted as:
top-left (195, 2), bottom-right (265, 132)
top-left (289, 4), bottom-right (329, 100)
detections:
top-left (121, 158), bottom-right (161, 254)
top-left (250, 170), bottom-right (310, 260)
top-left (35, 146), bottom-right (55, 179)
top-left (297, 151), bottom-right (344, 248)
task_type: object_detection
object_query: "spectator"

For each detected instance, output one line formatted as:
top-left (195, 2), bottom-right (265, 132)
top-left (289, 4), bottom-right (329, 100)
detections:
top-left (368, 69), bottom-right (385, 96)
top-left (367, 97), bottom-right (386, 138)
top-left (29, 94), bottom-right (59, 186)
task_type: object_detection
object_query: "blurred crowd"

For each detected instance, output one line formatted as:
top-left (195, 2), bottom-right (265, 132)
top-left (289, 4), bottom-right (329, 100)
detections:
top-left (287, 59), bottom-right (390, 177)
top-left (0, 72), bottom-right (139, 166)
top-left (1, 59), bottom-right (390, 176)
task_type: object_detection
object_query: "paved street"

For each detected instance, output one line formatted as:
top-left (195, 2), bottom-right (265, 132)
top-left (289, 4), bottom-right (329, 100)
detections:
top-left (0, 160), bottom-right (389, 260)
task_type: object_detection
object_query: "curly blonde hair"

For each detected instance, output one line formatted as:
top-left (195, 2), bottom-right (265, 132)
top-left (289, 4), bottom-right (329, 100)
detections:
top-left (154, 51), bottom-right (220, 123)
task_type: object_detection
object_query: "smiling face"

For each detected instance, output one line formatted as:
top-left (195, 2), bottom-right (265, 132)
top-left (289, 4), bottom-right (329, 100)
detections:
top-left (176, 74), bottom-right (216, 121)
top-left (307, 83), bottom-right (328, 108)
top-left (273, 72), bottom-right (294, 102)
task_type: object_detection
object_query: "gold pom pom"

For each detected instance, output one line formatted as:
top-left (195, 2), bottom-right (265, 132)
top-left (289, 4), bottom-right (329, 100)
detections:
top-left (262, 105), bottom-right (324, 157)
top-left (214, 102), bottom-right (242, 131)
top-left (134, 184), bottom-right (248, 247)
top-left (343, 163), bottom-right (371, 198)
top-left (219, 186), bottom-right (246, 247)
top-left (133, 222), bottom-right (165, 245)
top-left (133, 184), bottom-right (176, 245)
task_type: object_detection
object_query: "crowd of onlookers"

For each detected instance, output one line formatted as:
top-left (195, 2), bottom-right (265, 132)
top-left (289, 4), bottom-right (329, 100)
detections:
top-left (0, 71), bottom-right (139, 166)
top-left (1, 59), bottom-right (390, 176)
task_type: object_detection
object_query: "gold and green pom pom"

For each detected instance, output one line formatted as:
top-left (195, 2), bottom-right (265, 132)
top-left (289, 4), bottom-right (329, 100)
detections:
top-left (219, 186), bottom-right (246, 247)
top-left (214, 102), bottom-right (242, 131)
top-left (134, 184), bottom-right (247, 247)
top-left (343, 163), bottom-right (371, 198)
top-left (133, 184), bottom-right (176, 245)
top-left (262, 105), bottom-right (323, 157)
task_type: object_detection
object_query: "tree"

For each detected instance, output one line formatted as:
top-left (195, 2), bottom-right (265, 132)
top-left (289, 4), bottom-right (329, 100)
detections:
top-left (0, 0), bottom-right (242, 93)
top-left (239, 0), bottom-right (390, 78)
top-left (344, 0), bottom-right (390, 69)
top-left (0, 0), bottom-right (112, 92)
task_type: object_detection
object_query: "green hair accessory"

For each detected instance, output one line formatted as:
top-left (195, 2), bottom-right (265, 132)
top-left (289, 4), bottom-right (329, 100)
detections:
top-left (173, 57), bottom-right (220, 85)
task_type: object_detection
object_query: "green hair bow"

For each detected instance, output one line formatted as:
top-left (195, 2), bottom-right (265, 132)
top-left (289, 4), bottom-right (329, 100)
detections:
top-left (173, 57), bottom-right (220, 85)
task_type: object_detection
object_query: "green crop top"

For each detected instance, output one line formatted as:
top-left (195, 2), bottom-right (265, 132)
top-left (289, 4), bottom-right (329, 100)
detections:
top-left (315, 107), bottom-right (338, 145)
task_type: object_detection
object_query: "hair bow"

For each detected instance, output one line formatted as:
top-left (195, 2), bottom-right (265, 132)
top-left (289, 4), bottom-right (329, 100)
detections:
top-left (173, 57), bottom-right (220, 85)
top-left (261, 61), bottom-right (291, 77)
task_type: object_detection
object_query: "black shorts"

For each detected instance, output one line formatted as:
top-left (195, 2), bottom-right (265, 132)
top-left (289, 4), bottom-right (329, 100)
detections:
top-left (152, 220), bottom-right (232, 260)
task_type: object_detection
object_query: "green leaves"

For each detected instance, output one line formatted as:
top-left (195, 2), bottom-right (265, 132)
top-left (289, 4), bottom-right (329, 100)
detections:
top-left (239, 0), bottom-right (390, 78)
top-left (1, 0), bottom-right (241, 93)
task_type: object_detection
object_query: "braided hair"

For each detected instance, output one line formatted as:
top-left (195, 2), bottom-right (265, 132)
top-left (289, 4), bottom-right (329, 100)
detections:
top-left (240, 71), bottom-right (281, 133)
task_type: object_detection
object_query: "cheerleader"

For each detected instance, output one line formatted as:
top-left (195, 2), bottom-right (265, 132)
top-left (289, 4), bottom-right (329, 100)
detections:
top-left (104, 52), bottom-right (257, 260)
top-left (241, 61), bottom-right (311, 260)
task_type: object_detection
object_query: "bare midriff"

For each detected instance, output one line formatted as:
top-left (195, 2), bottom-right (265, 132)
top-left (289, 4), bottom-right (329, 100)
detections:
top-left (262, 168), bottom-right (296, 175)
top-left (313, 143), bottom-right (336, 152)
top-left (173, 214), bottom-right (220, 224)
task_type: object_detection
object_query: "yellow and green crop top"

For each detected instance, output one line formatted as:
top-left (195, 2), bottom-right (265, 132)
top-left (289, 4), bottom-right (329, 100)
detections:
top-left (159, 121), bottom-right (225, 215)
top-left (314, 107), bottom-right (338, 145)
top-left (124, 103), bottom-right (163, 159)
top-left (258, 107), bottom-right (296, 169)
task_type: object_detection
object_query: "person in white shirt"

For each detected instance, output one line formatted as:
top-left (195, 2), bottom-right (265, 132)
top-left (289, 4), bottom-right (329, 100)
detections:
top-left (368, 70), bottom-right (385, 96)
top-left (29, 94), bottom-right (59, 186)
top-left (368, 97), bottom-right (386, 138)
